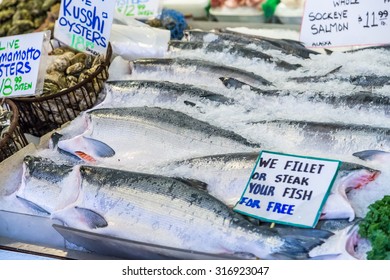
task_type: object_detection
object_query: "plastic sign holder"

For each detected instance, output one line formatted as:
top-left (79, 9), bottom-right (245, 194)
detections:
top-left (0, 31), bottom-right (50, 98)
top-left (233, 150), bottom-right (341, 228)
top-left (300, 0), bottom-right (390, 48)
top-left (54, 0), bottom-right (116, 56)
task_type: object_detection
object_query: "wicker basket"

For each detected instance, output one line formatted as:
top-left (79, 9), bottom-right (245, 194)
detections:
top-left (11, 45), bottom-right (112, 137)
top-left (0, 99), bottom-right (29, 162)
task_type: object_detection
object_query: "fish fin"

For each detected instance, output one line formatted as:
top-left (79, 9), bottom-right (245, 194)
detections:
top-left (50, 132), bottom-right (63, 148)
top-left (288, 236), bottom-right (326, 252)
top-left (274, 236), bottom-right (326, 259)
top-left (16, 196), bottom-right (51, 216)
top-left (173, 177), bottom-right (208, 191)
top-left (58, 148), bottom-right (84, 162)
top-left (184, 100), bottom-right (197, 107)
top-left (324, 49), bottom-right (333, 55)
top-left (353, 150), bottom-right (388, 161)
top-left (82, 136), bottom-right (116, 158)
top-left (74, 206), bottom-right (108, 229)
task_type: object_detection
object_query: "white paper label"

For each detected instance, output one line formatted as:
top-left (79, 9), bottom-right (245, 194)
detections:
top-left (116, 0), bottom-right (160, 19)
top-left (233, 151), bottom-right (341, 228)
top-left (0, 32), bottom-right (47, 98)
top-left (300, 0), bottom-right (390, 48)
top-left (54, 0), bottom-right (116, 56)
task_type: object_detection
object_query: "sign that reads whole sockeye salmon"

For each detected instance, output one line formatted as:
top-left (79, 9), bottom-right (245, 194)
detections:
top-left (0, 32), bottom-right (49, 97)
top-left (301, 0), bottom-right (390, 48)
top-left (54, 0), bottom-right (116, 56)
top-left (233, 151), bottom-right (341, 228)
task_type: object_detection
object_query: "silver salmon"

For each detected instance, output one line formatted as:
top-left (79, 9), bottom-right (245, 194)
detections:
top-left (15, 156), bottom-right (330, 260)
top-left (105, 80), bottom-right (233, 105)
top-left (129, 58), bottom-right (274, 88)
top-left (56, 107), bottom-right (261, 168)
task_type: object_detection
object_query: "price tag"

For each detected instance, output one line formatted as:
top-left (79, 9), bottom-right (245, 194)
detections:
top-left (300, 0), bottom-right (390, 48)
top-left (54, 0), bottom-right (116, 56)
top-left (0, 32), bottom-right (49, 98)
top-left (116, 0), bottom-right (161, 19)
top-left (233, 151), bottom-right (340, 228)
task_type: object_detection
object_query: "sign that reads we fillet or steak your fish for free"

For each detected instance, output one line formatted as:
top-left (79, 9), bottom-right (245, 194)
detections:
top-left (0, 32), bottom-right (48, 97)
top-left (54, 0), bottom-right (116, 56)
top-left (116, 0), bottom-right (161, 19)
top-left (300, 0), bottom-right (390, 48)
top-left (233, 151), bottom-right (341, 228)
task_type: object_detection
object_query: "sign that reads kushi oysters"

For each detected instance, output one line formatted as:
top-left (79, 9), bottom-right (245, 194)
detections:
top-left (54, 0), bottom-right (116, 56)
top-left (0, 32), bottom-right (48, 97)
top-left (300, 0), bottom-right (390, 48)
top-left (234, 151), bottom-right (341, 228)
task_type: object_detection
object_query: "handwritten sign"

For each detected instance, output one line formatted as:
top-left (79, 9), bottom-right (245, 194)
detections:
top-left (300, 0), bottom-right (390, 48)
top-left (233, 151), bottom-right (340, 228)
top-left (54, 0), bottom-right (116, 56)
top-left (116, 0), bottom-right (161, 19)
top-left (0, 32), bottom-right (48, 98)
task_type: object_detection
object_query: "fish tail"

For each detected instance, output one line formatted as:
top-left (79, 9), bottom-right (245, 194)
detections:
top-left (273, 236), bottom-right (325, 260)
top-left (50, 132), bottom-right (64, 148)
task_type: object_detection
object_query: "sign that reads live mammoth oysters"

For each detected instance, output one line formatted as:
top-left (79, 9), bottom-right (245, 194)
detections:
top-left (0, 32), bottom-right (48, 97)
top-left (233, 151), bottom-right (341, 228)
top-left (300, 0), bottom-right (390, 48)
top-left (54, 0), bottom-right (116, 56)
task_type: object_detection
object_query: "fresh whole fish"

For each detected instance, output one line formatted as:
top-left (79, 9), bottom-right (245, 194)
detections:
top-left (220, 77), bottom-right (390, 114)
top-left (217, 28), bottom-right (321, 59)
top-left (157, 153), bottom-right (380, 221)
top-left (250, 120), bottom-right (390, 155)
top-left (168, 40), bottom-right (302, 71)
top-left (104, 80), bottom-right (233, 105)
top-left (15, 155), bottom-right (330, 260)
top-left (129, 58), bottom-right (274, 88)
top-left (289, 74), bottom-right (390, 88)
top-left (184, 29), bottom-right (319, 59)
top-left (56, 107), bottom-right (261, 167)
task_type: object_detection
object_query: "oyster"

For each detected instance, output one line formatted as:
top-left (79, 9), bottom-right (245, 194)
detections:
top-left (66, 62), bottom-right (85, 75)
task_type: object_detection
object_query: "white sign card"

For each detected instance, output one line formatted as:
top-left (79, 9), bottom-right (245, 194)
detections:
top-left (116, 0), bottom-right (161, 19)
top-left (0, 31), bottom-right (49, 98)
top-left (300, 0), bottom-right (390, 48)
top-left (233, 151), bottom-right (341, 228)
top-left (54, 0), bottom-right (116, 56)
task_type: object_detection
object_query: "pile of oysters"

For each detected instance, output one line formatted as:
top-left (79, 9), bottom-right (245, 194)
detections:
top-left (37, 46), bottom-right (108, 124)
top-left (0, 0), bottom-right (60, 36)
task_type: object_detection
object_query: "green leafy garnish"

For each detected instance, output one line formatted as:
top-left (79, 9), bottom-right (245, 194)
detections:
top-left (358, 195), bottom-right (390, 260)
